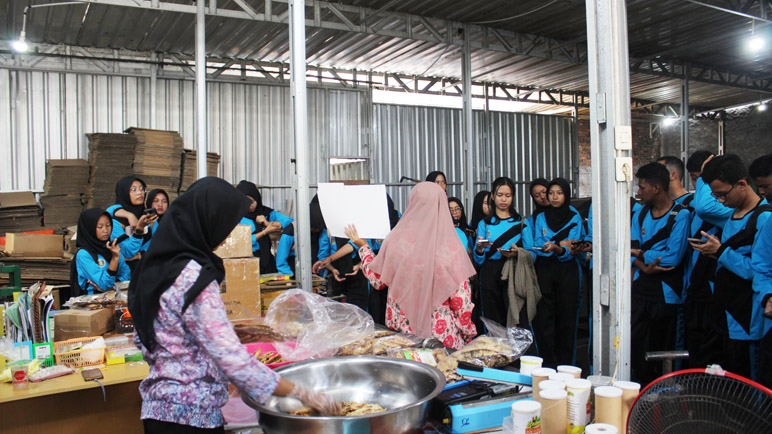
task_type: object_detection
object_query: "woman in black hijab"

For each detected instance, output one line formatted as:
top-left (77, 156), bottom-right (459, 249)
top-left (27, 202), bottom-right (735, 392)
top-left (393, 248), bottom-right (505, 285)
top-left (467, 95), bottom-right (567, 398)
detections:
top-left (69, 208), bottom-right (131, 297)
top-left (528, 178), bottom-right (551, 225)
top-left (530, 177), bottom-right (585, 368)
top-left (129, 178), bottom-right (338, 432)
top-left (448, 197), bottom-right (473, 251)
top-left (141, 189), bottom-right (170, 252)
top-left (236, 180), bottom-right (293, 274)
top-left (469, 190), bottom-right (491, 232)
top-left (108, 176), bottom-right (157, 268)
top-left (426, 171), bottom-right (448, 193)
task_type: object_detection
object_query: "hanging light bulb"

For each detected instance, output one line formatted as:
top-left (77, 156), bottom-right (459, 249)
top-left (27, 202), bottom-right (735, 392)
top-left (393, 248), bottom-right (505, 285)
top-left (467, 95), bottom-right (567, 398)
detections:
top-left (662, 117), bottom-right (678, 126)
top-left (11, 33), bottom-right (28, 53)
top-left (748, 35), bottom-right (765, 52)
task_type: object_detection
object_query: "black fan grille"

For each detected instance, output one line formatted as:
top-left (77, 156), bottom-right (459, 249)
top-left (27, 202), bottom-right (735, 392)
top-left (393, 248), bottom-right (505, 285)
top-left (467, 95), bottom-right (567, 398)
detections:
top-left (627, 370), bottom-right (772, 434)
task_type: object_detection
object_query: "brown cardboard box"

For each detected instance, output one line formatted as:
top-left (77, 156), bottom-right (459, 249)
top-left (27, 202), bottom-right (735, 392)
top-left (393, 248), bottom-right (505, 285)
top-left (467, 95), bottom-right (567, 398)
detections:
top-left (54, 307), bottom-right (115, 341)
top-left (5, 233), bottom-right (64, 257)
top-left (214, 224), bottom-right (253, 259)
top-left (0, 192), bottom-right (38, 208)
top-left (220, 257), bottom-right (261, 320)
top-left (261, 289), bottom-right (287, 316)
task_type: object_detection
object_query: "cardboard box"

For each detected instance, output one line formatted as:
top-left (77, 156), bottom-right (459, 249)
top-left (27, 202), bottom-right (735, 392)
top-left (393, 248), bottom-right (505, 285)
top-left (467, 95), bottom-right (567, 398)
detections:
top-left (220, 257), bottom-right (261, 320)
top-left (0, 191), bottom-right (38, 209)
top-left (53, 308), bottom-right (115, 341)
top-left (5, 233), bottom-right (64, 257)
top-left (261, 288), bottom-right (287, 316)
top-left (214, 224), bottom-right (253, 259)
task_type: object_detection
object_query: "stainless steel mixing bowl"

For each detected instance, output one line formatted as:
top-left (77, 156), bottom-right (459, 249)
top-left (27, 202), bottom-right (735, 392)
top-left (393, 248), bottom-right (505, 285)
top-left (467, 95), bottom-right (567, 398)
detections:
top-left (242, 355), bottom-right (446, 434)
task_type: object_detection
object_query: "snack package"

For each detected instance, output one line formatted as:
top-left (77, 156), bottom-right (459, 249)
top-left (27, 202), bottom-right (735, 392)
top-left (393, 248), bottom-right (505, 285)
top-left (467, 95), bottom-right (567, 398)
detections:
top-left (374, 333), bottom-right (423, 355)
top-left (386, 347), bottom-right (450, 367)
top-left (436, 318), bottom-right (533, 383)
top-left (264, 289), bottom-right (374, 361)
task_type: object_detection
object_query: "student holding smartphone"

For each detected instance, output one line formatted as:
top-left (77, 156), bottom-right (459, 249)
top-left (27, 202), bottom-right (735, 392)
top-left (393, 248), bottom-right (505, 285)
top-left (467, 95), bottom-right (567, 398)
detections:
top-left (236, 181), bottom-right (293, 274)
top-left (106, 176), bottom-right (158, 272)
top-left (473, 177), bottom-right (534, 329)
top-left (138, 189), bottom-right (170, 252)
top-left (531, 178), bottom-right (585, 368)
top-left (70, 208), bottom-right (131, 295)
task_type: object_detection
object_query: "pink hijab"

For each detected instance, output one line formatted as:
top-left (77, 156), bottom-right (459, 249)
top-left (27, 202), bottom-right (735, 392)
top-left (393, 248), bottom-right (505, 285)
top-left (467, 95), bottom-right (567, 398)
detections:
top-left (368, 182), bottom-right (477, 338)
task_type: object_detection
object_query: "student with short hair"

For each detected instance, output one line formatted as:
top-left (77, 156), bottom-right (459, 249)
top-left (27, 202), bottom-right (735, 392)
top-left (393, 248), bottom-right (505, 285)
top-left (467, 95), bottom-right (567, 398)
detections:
top-left (630, 163), bottom-right (691, 384)
top-left (749, 154), bottom-right (772, 201)
top-left (657, 155), bottom-right (693, 206)
top-left (690, 155), bottom-right (771, 379)
top-left (682, 151), bottom-right (733, 370)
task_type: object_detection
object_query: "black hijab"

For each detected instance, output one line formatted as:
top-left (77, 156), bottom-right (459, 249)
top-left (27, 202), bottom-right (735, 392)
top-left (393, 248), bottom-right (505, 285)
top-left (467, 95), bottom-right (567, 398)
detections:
top-left (425, 171), bottom-right (446, 183)
top-left (128, 177), bottom-right (251, 351)
top-left (469, 190), bottom-right (490, 231)
top-left (114, 176), bottom-right (147, 227)
top-left (545, 178), bottom-right (573, 232)
top-left (529, 178), bottom-right (551, 217)
top-left (76, 208), bottom-right (113, 263)
top-left (236, 180), bottom-right (272, 219)
top-left (310, 195), bottom-right (325, 231)
top-left (145, 189), bottom-right (170, 221)
top-left (448, 196), bottom-right (470, 232)
top-left (387, 194), bottom-right (400, 229)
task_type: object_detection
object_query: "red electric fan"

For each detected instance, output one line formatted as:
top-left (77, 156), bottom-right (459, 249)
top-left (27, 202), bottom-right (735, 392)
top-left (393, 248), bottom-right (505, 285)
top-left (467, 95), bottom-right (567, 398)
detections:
top-left (627, 367), bottom-right (772, 434)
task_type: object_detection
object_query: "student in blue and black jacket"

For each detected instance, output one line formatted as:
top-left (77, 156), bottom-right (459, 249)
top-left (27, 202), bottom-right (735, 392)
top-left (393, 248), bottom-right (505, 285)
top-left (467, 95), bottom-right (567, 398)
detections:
top-left (690, 155), bottom-right (771, 380)
top-left (236, 181), bottom-right (293, 274)
top-left (107, 176), bottom-right (158, 273)
top-left (474, 177), bottom-right (534, 331)
top-left (70, 208), bottom-right (131, 295)
top-left (531, 178), bottom-right (585, 368)
top-left (630, 163), bottom-right (691, 384)
top-left (448, 197), bottom-right (473, 252)
top-left (140, 189), bottom-right (170, 252)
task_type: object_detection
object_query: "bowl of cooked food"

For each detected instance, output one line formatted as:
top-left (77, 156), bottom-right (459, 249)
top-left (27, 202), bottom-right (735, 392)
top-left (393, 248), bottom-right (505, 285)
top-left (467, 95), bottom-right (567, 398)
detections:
top-left (242, 355), bottom-right (446, 434)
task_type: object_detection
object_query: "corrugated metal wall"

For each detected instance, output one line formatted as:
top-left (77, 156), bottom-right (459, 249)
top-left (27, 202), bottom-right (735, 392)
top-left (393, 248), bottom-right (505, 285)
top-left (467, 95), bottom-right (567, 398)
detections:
top-left (372, 104), bottom-right (574, 215)
top-left (0, 67), bottom-right (573, 217)
top-left (0, 68), bottom-right (366, 211)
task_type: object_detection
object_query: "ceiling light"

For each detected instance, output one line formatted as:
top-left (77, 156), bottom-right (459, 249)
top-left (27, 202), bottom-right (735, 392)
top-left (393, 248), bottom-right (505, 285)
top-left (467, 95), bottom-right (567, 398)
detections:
top-left (11, 31), bottom-right (28, 53)
top-left (662, 117), bottom-right (678, 126)
top-left (748, 35), bottom-right (765, 52)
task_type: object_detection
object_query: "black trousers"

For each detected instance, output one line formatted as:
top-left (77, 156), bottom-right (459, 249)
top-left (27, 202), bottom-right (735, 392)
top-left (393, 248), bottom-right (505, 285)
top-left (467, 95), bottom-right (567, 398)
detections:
top-left (631, 298), bottom-right (677, 385)
top-left (329, 269), bottom-right (369, 312)
top-left (368, 286), bottom-right (389, 325)
top-left (532, 256), bottom-right (581, 368)
top-left (759, 331), bottom-right (772, 389)
top-left (720, 336), bottom-right (758, 380)
top-left (144, 419), bottom-right (224, 434)
top-left (684, 299), bottom-right (722, 369)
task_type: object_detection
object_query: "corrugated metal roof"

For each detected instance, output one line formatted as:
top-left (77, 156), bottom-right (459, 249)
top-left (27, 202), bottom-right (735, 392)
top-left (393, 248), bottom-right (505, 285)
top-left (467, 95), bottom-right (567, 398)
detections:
top-left (1, 0), bottom-right (770, 111)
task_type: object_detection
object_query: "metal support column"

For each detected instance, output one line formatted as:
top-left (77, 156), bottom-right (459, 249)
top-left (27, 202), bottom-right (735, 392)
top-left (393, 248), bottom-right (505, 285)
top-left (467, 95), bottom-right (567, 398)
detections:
top-left (462, 25), bottom-right (475, 209)
top-left (585, 0), bottom-right (633, 380)
top-left (289, 0), bottom-right (312, 291)
top-left (150, 53), bottom-right (158, 129)
top-left (681, 64), bottom-right (690, 188)
top-left (195, 0), bottom-right (207, 179)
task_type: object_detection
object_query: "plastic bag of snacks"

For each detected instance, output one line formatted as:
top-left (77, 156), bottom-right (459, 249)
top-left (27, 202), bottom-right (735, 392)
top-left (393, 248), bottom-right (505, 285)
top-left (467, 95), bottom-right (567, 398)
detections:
top-left (265, 289), bottom-right (374, 361)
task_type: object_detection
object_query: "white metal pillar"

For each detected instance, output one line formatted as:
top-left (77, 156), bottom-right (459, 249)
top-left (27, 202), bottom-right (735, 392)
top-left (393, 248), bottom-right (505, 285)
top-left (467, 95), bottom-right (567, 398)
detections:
top-left (586, 0), bottom-right (633, 379)
top-left (681, 64), bottom-right (690, 188)
top-left (462, 25), bottom-right (475, 209)
top-left (289, 0), bottom-right (312, 291)
top-left (150, 53), bottom-right (158, 129)
top-left (195, 0), bottom-right (207, 179)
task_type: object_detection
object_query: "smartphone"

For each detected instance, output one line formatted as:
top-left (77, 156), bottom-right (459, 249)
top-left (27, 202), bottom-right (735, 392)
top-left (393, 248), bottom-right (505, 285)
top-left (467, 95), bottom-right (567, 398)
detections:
top-left (114, 234), bottom-right (130, 244)
top-left (687, 238), bottom-right (708, 245)
top-left (82, 368), bottom-right (103, 381)
top-left (533, 246), bottom-right (545, 251)
top-left (499, 248), bottom-right (514, 253)
top-left (571, 240), bottom-right (587, 246)
top-left (143, 208), bottom-right (157, 216)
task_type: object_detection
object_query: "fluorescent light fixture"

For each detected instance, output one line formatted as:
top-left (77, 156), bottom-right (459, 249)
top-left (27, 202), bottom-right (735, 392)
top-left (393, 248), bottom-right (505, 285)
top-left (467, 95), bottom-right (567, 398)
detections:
top-left (748, 35), bottom-right (765, 52)
top-left (662, 117), bottom-right (678, 126)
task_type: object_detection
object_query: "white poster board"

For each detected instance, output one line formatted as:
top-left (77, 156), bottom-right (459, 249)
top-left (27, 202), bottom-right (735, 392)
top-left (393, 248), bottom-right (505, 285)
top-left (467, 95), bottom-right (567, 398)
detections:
top-left (317, 183), bottom-right (391, 239)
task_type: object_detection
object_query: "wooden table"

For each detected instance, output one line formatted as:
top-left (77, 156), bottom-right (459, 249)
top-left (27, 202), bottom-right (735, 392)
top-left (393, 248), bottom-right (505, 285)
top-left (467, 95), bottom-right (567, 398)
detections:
top-left (0, 362), bottom-right (149, 434)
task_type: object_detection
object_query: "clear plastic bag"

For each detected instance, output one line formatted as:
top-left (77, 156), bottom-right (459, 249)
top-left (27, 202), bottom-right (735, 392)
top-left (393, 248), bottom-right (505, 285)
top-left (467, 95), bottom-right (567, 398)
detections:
top-left (435, 318), bottom-right (533, 383)
top-left (264, 289), bottom-right (374, 361)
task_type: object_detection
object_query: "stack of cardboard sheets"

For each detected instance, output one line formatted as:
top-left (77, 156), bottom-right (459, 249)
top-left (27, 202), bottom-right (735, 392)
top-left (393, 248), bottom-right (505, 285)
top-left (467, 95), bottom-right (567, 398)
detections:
top-left (128, 128), bottom-right (184, 201)
top-left (86, 133), bottom-right (137, 209)
top-left (40, 159), bottom-right (90, 231)
top-left (179, 149), bottom-right (221, 193)
top-left (0, 192), bottom-right (43, 234)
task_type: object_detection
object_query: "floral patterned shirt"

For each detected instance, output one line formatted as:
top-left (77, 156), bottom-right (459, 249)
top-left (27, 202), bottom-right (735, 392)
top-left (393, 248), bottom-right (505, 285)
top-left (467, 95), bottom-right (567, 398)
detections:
top-left (357, 245), bottom-right (477, 350)
top-left (136, 260), bottom-right (280, 428)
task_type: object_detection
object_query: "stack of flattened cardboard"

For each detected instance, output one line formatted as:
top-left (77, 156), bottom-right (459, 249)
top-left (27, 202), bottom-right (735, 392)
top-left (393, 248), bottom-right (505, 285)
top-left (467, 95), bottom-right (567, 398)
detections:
top-left (179, 149), bottom-right (221, 193)
top-left (0, 192), bottom-right (43, 234)
top-left (86, 133), bottom-right (137, 209)
top-left (128, 128), bottom-right (184, 201)
top-left (0, 257), bottom-right (71, 286)
top-left (40, 159), bottom-right (90, 231)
